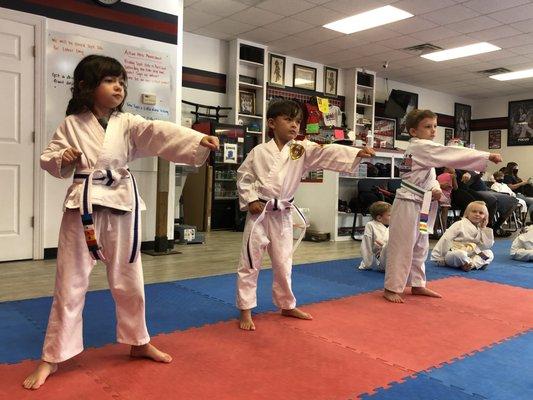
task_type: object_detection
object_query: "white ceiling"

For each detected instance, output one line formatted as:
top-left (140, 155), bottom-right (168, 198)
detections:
top-left (183, 0), bottom-right (533, 99)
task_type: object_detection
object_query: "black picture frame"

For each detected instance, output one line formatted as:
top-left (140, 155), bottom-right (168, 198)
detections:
top-left (395, 91), bottom-right (418, 141)
top-left (324, 66), bottom-right (338, 96)
top-left (293, 64), bottom-right (317, 91)
top-left (489, 129), bottom-right (501, 149)
top-left (508, 99), bottom-right (533, 146)
top-left (444, 128), bottom-right (454, 145)
top-left (269, 54), bottom-right (285, 88)
top-left (454, 103), bottom-right (471, 144)
top-left (238, 90), bottom-right (255, 115)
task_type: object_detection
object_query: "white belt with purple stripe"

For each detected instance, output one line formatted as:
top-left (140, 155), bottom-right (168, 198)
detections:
top-left (73, 168), bottom-right (141, 263)
top-left (400, 179), bottom-right (433, 234)
top-left (246, 197), bottom-right (309, 269)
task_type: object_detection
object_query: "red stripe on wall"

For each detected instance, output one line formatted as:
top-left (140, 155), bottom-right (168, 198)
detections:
top-left (25, 0), bottom-right (177, 35)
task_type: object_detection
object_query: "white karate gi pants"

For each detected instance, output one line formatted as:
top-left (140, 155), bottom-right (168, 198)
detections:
top-left (236, 210), bottom-right (296, 310)
top-left (42, 208), bottom-right (149, 363)
top-left (444, 249), bottom-right (494, 269)
top-left (384, 198), bottom-right (429, 293)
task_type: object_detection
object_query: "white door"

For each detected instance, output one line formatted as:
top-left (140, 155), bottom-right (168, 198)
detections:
top-left (0, 18), bottom-right (34, 261)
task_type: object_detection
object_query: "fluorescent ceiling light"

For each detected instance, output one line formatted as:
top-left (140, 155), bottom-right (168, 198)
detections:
top-left (490, 68), bottom-right (533, 81)
top-left (323, 5), bottom-right (413, 34)
top-left (421, 42), bottom-right (500, 62)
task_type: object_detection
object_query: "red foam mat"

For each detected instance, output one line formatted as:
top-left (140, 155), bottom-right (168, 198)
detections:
top-left (2, 277), bottom-right (531, 400)
top-left (279, 277), bottom-right (533, 372)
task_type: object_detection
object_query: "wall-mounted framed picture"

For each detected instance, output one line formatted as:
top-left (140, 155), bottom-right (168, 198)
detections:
top-left (508, 98), bottom-right (533, 146)
top-left (488, 129), bottom-right (501, 149)
top-left (454, 102), bottom-right (471, 144)
top-left (269, 53), bottom-right (285, 87)
top-left (395, 91), bottom-right (418, 141)
top-left (374, 117), bottom-right (396, 149)
top-left (324, 66), bottom-right (338, 96)
top-left (238, 90), bottom-right (255, 115)
top-left (293, 64), bottom-right (316, 91)
top-left (444, 128), bottom-right (454, 145)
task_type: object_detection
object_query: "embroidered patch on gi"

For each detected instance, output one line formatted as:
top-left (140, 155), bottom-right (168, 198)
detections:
top-left (290, 143), bottom-right (305, 160)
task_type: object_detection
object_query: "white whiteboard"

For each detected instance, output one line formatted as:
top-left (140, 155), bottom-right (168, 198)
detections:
top-left (46, 30), bottom-right (174, 138)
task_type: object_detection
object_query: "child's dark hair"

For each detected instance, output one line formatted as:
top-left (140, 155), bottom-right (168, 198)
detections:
top-left (267, 99), bottom-right (303, 121)
top-left (405, 109), bottom-right (437, 133)
top-left (369, 201), bottom-right (391, 219)
top-left (66, 55), bottom-right (128, 116)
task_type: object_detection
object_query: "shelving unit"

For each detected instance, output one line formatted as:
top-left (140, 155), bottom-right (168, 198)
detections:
top-left (344, 68), bottom-right (376, 147)
top-left (228, 39), bottom-right (268, 144)
top-left (293, 150), bottom-right (403, 241)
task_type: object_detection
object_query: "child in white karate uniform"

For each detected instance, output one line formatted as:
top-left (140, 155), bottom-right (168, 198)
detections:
top-left (23, 55), bottom-right (219, 390)
top-left (383, 109), bottom-right (502, 303)
top-left (431, 201), bottom-right (494, 271)
top-left (510, 226), bottom-right (533, 261)
top-left (237, 99), bottom-right (375, 330)
top-left (358, 201), bottom-right (391, 272)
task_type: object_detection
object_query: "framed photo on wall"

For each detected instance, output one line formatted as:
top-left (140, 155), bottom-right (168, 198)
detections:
top-left (269, 53), bottom-right (285, 87)
top-left (489, 129), bottom-right (501, 149)
top-left (293, 64), bottom-right (317, 91)
top-left (238, 90), bottom-right (255, 115)
top-left (374, 117), bottom-right (396, 149)
top-left (324, 66), bottom-right (338, 96)
top-left (444, 128), bottom-right (454, 145)
top-left (508, 99), bottom-right (533, 146)
top-left (454, 103), bottom-right (471, 144)
top-left (395, 91), bottom-right (418, 141)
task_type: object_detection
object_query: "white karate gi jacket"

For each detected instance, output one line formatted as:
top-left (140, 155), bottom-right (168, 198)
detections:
top-left (431, 218), bottom-right (494, 265)
top-left (510, 226), bottom-right (533, 261)
top-left (359, 220), bottom-right (388, 271)
top-left (41, 111), bottom-right (209, 211)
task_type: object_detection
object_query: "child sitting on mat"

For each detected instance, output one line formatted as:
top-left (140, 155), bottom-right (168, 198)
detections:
top-left (431, 201), bottom-right (494, 271)
top-left (358, 201), bottom-right (391, 272)
top-left (510, 225), bottom-right (533, 261)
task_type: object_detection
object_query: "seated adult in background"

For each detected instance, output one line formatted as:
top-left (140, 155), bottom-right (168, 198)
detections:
top-left (503, 162), bottom-right (533, 221)
top-left (456, 169), bottom-right (518, 237)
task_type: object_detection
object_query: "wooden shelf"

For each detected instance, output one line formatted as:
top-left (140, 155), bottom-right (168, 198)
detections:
top-left (239, 81), bottom-right (263, 89)
top-left (239, 59), bottom-right (264, 68)
top-left (238, 113), bottom-right (263, 119)
top-left (358, 84), bottom-right (374, 90)
top-left (356, 103), bottom-right (373, 107)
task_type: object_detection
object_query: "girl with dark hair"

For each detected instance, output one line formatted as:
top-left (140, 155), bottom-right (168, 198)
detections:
top-left (23, 55), bottom-right (219, 390)
top-left (503, 162), bottom-right (533, 221)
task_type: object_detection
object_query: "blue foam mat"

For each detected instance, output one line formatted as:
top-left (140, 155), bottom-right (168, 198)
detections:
top-left (423, 331), bottom-right (533, 400)
top-left (360, 374), bottom-right (485, 399)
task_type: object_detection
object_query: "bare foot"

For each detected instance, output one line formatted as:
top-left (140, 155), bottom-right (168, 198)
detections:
top-left (22, 361), bottom-right (57, 390)
top-left (411, 286), bottom-right (442, 298)
top-left (239, 309), bottom-right (256, 331)
top-left (281, 307), bottom-right (313, 320)
top-left (383, 289), bottom-right (404, 303)
top-left (461, 262), bottom-right (473, 272)
top-left (130, 343), bottom-right (172, 363)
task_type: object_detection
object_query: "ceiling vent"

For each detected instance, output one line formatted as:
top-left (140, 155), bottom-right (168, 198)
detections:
top-left (477, 67), bottom-right (512, 75)
top-left (403, 43), bottom-right (443, 52)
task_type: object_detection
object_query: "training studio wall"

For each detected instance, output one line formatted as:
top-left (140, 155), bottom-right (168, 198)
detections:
top-left (0, 0), bottom-right (184, 253)
top-left (471, 92), bottom-right (533, 179)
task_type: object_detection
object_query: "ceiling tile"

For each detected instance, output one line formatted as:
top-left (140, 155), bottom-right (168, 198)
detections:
top-left (492, 33), bottom-right (533, 49)
top-left (239, 27), bottom-right (287, 42)
top-left (228, 7), bottom-right (284, 25)
top-left (513, 18), bottom-right (533, 34)
top-left (292, 6), bottom-right (345, 26)
top-left (295, 28), bottom-right (345, 42)
top-left (463, 0), bottom-right (530, 14)
top-left (507, 44), bottom-right (533, 55)
top-left (192, 27), bottom-right (236, 41)
top-left (410, 26), bottom-right (461, 42)
top-left (189, 0), bottom-right (249, 17)
top-left (490, 3), bottom-right (533, 24)
top-left (467, 25), bottom-right (524, 41)
top-left (203, 19), bottom-right (257, 35)
top-left (183, 8), bottom-right (222, 31)
top-left (393, 0), bottom-right (456, 15)
top-left (421, 5), bottom-right (481, 25)
top-left (322, 0), bottom-right (389, 14)
top-left (444, 16), bottom-right (502, 34)
top-left (257, 0), bottom-right (316, 15)
top-left (387, 17), bottom-right (438, 35)
top-left (266, 18), bottom-right (315, 35)
top-left (374, 35), bottom-right (422, 50)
